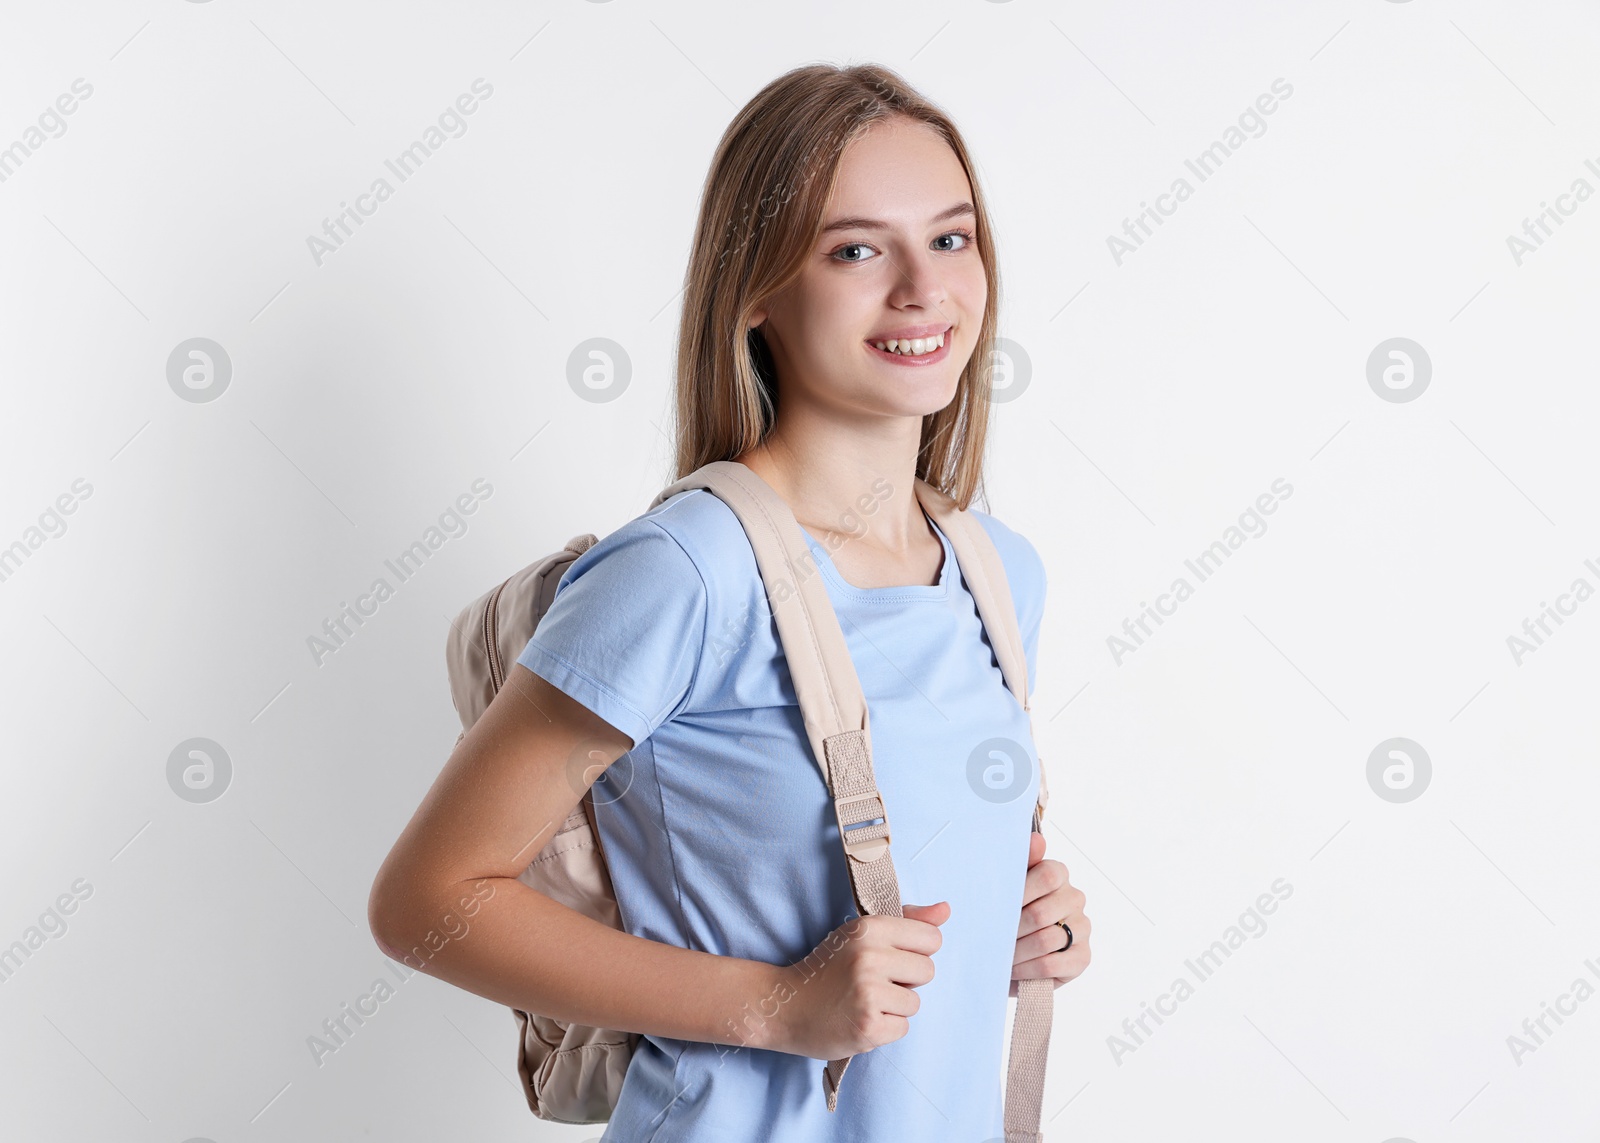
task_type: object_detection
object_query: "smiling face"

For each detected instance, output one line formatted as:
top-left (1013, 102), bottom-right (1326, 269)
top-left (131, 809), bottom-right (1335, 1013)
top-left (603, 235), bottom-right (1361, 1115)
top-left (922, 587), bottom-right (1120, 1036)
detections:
top-left (747, 114), bottom-right (988, 423)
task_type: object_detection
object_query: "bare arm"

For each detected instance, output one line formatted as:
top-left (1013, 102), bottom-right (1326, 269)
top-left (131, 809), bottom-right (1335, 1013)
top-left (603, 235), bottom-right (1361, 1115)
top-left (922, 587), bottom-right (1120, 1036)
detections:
top-left (367, 663), bottom-right (787, 1051)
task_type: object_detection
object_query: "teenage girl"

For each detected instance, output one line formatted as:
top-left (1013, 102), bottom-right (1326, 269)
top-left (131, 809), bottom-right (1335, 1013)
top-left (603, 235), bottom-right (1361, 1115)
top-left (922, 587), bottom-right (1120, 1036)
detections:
top-left (370, 62), bottom-right (1091, 1142)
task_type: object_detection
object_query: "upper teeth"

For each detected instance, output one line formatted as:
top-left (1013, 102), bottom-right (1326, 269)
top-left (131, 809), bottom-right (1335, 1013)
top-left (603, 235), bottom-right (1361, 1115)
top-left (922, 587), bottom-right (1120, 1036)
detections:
top-left (871, 331), bottom-right (945, 356)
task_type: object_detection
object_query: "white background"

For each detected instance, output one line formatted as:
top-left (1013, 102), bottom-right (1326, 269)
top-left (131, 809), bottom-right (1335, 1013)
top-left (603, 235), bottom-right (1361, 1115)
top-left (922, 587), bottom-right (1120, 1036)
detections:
top-left (1, 1), bottom-right (1596, 1140)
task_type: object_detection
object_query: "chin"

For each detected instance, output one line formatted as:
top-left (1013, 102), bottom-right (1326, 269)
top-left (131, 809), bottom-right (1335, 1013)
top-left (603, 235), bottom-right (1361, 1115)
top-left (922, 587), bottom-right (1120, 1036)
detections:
top-left (875, 382), bottom-right (962, 420)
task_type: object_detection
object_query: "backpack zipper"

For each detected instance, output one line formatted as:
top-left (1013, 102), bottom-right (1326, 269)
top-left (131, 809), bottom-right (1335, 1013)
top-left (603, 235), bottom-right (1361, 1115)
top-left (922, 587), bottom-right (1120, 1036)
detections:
top-left (484, 576), bottom-right (510, 692)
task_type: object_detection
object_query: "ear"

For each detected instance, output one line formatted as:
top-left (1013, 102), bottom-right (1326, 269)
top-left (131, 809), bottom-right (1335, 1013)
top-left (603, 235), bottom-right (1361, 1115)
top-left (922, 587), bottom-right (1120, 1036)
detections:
top-left (747, 306), bottom-right (767, 330)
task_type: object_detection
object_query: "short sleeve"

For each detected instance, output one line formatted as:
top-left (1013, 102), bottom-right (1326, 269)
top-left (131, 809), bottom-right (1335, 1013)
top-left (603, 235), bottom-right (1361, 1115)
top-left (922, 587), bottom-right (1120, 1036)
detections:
top-left (515, 516), bottom-right (708, 748)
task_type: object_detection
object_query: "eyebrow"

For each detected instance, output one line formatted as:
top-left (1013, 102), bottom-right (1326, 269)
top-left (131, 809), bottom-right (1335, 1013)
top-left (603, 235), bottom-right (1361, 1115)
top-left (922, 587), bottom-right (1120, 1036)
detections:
top-left (820, 202), bottom-right (975, 234)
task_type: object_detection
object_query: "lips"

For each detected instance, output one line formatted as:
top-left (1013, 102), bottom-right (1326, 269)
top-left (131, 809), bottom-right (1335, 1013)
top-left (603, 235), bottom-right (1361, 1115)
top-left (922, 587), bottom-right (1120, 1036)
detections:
top-left (865, 331), bottom-right (953, 366)
top-left (864, 322), bottom-right (953, 342)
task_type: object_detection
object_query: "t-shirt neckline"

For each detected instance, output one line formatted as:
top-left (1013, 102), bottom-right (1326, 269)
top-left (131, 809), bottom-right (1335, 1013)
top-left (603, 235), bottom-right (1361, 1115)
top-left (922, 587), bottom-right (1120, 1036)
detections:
top-left (799, 511), bottom-right (954, 603)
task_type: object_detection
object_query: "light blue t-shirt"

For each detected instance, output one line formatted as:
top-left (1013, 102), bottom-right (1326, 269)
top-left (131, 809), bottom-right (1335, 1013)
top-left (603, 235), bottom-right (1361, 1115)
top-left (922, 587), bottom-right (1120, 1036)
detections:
top-left (516, 486), bottom-right (1047, 1143)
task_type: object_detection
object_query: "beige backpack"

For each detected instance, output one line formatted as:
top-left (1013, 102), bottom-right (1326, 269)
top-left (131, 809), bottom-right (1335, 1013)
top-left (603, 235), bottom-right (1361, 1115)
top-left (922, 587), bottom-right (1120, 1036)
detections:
top-left (445, 460), bottom-right (1055, 1141)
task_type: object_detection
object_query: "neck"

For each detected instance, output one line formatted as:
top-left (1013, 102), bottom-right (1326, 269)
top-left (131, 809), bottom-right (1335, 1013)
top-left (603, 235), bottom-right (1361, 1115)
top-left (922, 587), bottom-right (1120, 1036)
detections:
top-left (732, 423), bottom-right (926, 554)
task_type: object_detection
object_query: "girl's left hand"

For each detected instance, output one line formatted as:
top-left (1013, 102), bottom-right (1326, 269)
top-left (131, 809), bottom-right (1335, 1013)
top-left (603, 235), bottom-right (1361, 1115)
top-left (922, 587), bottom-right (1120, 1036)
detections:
top-left (1010, 830), bottom-right (1090, 996)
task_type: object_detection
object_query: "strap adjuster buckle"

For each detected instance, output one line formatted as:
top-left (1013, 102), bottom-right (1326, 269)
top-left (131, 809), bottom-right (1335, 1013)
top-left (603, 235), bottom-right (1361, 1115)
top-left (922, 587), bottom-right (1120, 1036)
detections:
top-left (833, 789), bottom-right (890, 863)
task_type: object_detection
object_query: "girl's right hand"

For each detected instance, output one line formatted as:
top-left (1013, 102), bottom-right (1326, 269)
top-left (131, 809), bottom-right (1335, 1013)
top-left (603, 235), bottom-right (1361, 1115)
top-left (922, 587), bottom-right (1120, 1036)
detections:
top-left (765, 901), bottom-right (950, 1060)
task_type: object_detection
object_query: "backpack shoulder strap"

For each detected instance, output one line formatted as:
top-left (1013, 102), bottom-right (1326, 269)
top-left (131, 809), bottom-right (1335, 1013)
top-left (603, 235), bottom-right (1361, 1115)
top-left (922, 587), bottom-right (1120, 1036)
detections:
top-left (911, 478), bottom-right (1029, 707)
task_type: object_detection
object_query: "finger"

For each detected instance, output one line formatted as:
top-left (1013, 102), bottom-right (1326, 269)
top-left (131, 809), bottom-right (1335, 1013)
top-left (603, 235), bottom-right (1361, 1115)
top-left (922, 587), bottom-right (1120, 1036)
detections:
top-left (888, 982), bottom-right (925, 1020)
top-left (1017, 858), bottom-right (1062, 911)
top-left (1012, 946), bottom-right (1090, 985)
top-left (1017, 882), bottom-right (1067, 938)
top-left (1018, 857), bottom-right (1071, 915)
top-left (877, 985), bottom-right (922, 1020)
top-left (1013, 918), bottom-right (1082, 963)
top-left (1018, 877), bottom-right (1086, 937)
top-left (899, 901), bottom-right (951, 930)
top-left (882, 948), bottom-right (938, 988)
top-left (901, 901), bottom-right (950, 918)
top-left (1013, 907), bottom-right (1090, 969)
top-left (843, 1007), bottom-right (910, 1048)
top-left (1027, 830), bottom-right (1046, 867)
top-left (1013, 927), bottom-right (1061, 964)
top-left (879, 913), bottom-right (948, 955)
top-left (1011, 896), bottom-right (1088, 947)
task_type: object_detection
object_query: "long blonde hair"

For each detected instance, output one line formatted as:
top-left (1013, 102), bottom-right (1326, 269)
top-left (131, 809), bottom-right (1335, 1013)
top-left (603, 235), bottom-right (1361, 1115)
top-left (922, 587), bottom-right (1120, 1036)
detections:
top-left (672, 63), bottom-right (1002, 511)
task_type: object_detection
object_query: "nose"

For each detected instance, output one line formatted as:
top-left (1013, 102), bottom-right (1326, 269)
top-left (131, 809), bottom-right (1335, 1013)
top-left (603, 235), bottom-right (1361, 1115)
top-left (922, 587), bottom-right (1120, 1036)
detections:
top-left (885, 245), bottom-right (949, 313)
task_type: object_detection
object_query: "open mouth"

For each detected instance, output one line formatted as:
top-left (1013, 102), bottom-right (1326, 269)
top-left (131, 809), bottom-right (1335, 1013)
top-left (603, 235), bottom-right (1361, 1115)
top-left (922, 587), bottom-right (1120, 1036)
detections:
top-left (865, 327), bottom-right (952, 365)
